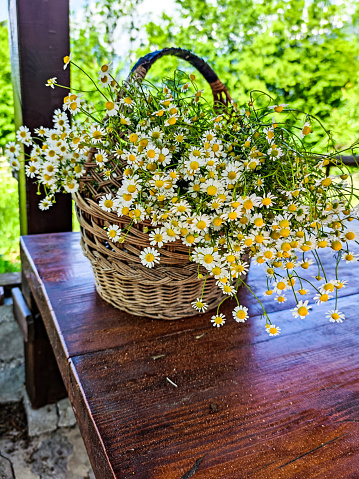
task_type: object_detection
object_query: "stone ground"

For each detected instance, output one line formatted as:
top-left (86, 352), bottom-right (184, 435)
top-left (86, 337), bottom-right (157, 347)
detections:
top-left (0, 299), bottom-right (95, 479)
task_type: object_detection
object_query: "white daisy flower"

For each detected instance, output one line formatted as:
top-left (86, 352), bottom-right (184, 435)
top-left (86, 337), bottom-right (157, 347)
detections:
top-left (88, 125), bottom-right (106, 144)
top-left (38, 197), bottom-right (53, 210)
top-left (63, 180), bottom-right (79, 193)
top-left (292, 300), bottom-right (310, 319)
top-left (16, 126), bottom-right (32, 146)
top-left (191, 298), bottom-right (208, 313)
top-left (139, 247), bottom-right (160, 268)
top-left (193, 247), bottom-right (220, 269)
top-left (5, 142), bottom-right (21, 158)
top-left (181, 234), bottom-right (201, 247)
top-left (201, 179), bottom-right (224, 197)
top-left (107, 225), bottom-right (121, 242)
top-left (164, 113), bottom-right (179, 127)
top-left (192, 214), bottom-right (211, 233)
top-left (34, 126), bottom-right (47, 137)
top-left (99, 193), bottom-right (115, 212)
top-left (105, 100), bottom-right (120, 117)
top-left (119, 96), bottom-right (134, 108)
top-left (342, 251), bottom-right (359, 263)
top-left (94, 150), bottom-right (109, 166)
top-left (268, 104), bottom-right (288, 112)
top-left (211, 313), bottom-right (226, 327)
top-left (275, 294), bottom-right (287, 304)
top-left (129, 205), bottom-right (146, 223)
top-left (232, 305), bottom-right (248, 323)
top-left (63, 54), bottom-right (71, 69)
top-left (313, 292), bottom-right (332, 305)
top-left (273, 280), bottom-right (288, 294)
top-left (300, 121), bottom-right (311, 138)
top-left (266, 324), bottom-right (281, 336)
top-left (319, 280), bottom-right (337, 294)
top-left (157, 148), bottom-right (172, 166)
top-left (25, 163), bottom-right (38, 178)
top-left (261, 193), bottom-right (277, 208)
top-left (326, 309), bottom-right (345, 323)
top-left (171, 200), bottom-right (191, 216)
top-left (45, 77), bottom-right (57, 89)
top-left (218, 282), bottom-right (236, 296)
top-left (149, 228), bottom-right (169, 248)
top-left (98, 69), bottom-right (112, 88)
top-left (9, 158), bottom-right (20, 171)
top-left (333, 279), bottom-right (348, 290)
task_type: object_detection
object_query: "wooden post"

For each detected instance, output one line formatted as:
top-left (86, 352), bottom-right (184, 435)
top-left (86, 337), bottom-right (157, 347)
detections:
top-left (8, 0), bottom-right (72, 235)
top-left (7, 0), bottom-right (71, 408)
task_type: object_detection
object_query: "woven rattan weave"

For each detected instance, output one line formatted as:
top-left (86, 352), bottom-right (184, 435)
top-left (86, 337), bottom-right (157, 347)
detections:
top-left (74, 48), bottom-right (249, 320)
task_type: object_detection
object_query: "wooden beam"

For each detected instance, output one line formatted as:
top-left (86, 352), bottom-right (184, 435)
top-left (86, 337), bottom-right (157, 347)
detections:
top-left (335, 155), bottom-right (359, 167)
top-left (8, 0), bottom-right (72, 235)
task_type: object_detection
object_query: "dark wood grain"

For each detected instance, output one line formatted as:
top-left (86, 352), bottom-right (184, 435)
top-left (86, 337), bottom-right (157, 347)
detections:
top-left (21, 232), bottom-right (359, 478)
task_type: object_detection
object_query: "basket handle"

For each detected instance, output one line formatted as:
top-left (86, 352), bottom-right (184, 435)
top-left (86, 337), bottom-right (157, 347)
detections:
top-left (128, 47), bottom-right (232, 108)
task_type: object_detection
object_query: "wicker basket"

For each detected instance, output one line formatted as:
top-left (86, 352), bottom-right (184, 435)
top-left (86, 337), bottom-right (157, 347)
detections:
top-left (74, 47), bottom-right (249, 320)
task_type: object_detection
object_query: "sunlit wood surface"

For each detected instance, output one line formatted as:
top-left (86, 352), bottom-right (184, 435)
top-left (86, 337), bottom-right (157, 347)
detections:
top-left (21, 232), bottom-right (359, 479)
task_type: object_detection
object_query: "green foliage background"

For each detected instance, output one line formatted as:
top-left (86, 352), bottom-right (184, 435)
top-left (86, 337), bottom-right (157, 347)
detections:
top-left (2, 0), bottom-right (359, 271)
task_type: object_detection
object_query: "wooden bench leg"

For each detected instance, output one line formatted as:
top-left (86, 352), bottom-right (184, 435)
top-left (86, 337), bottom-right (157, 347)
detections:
top-left (12, 283), bottom-right (67, 409)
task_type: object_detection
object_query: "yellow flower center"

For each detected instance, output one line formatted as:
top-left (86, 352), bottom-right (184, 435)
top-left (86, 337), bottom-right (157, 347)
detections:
top-left (214, 316), bottom-right (223, 325)
top-left (109, 230), bottom-right (117, 238)
top-left (321, 178), bottom-right (332, 187)
top-left (236, 311), bottom-right (246, 320)
top-left (204, 254), bottom-right (214, 264)
top-left (207, 185), bottom-right (217, 196)
top-left (297, 306), bottom-right (308, 317)
top-left (331, 240), bottom-right (342, 251)
top-left (324, 283), bottom-right (334, 292)
top-left (155, 180), bottom-right (164, 188)
top-left (331, 313), bottom-right (340, 320)
top-left (345, 232), bottom-right (355, 240)
top-left (186, 234), bottom-right (195, 244)
top-left (243, 200), bottom-right (253, 210)
top-left (145, 253), bottom-right (155, 263)
top-left (190, 161), bottom-right (199, 171)
top-left (197, 220), bottom-right (206, 230)
top-left (228, 211), bottom-right (238, 220)
top-left (254, 218), bottom-right (263, 227)
top-left (104, 199), bottom-right (113, 208)
top-left (93, 130), bottom-right (102, 139)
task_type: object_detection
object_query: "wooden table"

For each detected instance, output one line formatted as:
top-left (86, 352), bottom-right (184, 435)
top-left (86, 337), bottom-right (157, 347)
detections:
top-left (20, 232), bottom-right (359, 478)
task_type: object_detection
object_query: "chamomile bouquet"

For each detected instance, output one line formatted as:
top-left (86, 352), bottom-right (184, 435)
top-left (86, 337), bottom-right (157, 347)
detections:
top-left (7, 53), bottom-right (359, 336)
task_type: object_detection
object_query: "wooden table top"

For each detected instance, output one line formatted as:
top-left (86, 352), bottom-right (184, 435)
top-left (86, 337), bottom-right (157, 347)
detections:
top-left (21, 232), bottom-right (359, 479)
